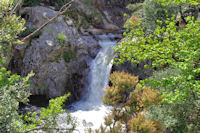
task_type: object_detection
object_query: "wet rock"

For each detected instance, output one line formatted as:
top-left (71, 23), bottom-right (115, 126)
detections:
top-left (112, 60), bottom-right (153, 80)
top-left (19, 6), bottom-right (99, 101)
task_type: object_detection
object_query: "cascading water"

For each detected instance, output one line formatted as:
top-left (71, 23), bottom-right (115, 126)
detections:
top-left (70, 34), bottom-right (116, 132)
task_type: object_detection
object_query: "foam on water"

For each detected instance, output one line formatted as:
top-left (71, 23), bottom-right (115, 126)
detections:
top-left (70, 34), bottom-right (116, 132)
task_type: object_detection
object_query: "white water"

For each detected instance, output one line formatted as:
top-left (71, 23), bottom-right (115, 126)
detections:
top-left (70, 34), bottom-right (116, 132)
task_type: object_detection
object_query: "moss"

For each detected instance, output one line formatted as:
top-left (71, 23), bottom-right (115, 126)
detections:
top-left (55, 55), bottom-right (61, 63)
top-left (64, 10), bottom-right (79, 23)
top-left (33, 84), bottom-right (48, 91)
top-left (23, 0), bottom-right (40, 7)
top-left (25, 41), bottom-right (31, 49)
top-left (63, 50), bottom-right (76, 63)
top-left (20, 27), bottom-right (41, 39)
top-left (57, 33), bottom-right (67, 46)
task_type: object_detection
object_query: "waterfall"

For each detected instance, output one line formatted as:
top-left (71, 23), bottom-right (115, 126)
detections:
top-left (70, 34), bottom-right (116, 132)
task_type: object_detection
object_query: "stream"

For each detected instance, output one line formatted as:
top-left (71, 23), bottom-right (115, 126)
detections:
top-left (20, 33), bottom-right (117, 132)
top-left (69, 34), bottom-right (116, 132)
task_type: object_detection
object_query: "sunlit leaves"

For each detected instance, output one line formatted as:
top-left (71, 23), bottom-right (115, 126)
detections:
top-left (115, 16), bottom-right (200, 103)
top-left (158, 0), bottom-right (200, 5)
top-left (0, 0), bottom-right (25, 62)
top-left (15, 94), bottom-right (76, 133)
top-left (0, 65), bottom-right (33, 132)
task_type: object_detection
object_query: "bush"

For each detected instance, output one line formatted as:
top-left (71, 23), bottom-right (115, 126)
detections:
top-left (0, 62), bottom-right (34, 132)
top-left (128, 113), bottom-right (164, 133)
top-left (103, 71), bottom-right (139, 105)
top-left (15, 94), bottom-right (76, 132)
top-left (142, 0), bottom-right (178, 31)
top-left (147, 100), bottom-right (200, 132)
top-left (125, 0), bottom-right (178, 31)
top-left (98, 71), bottom-right (163, 133)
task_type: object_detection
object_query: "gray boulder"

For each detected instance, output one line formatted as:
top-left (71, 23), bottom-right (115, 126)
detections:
top-left (20, 6), bottom-right (99, 101)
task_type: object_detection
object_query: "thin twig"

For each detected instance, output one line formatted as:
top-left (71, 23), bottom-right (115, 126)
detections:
top-left (25, 126), bottom-right (80, 133)
top-left (21, 0), bottom-right (73, 42)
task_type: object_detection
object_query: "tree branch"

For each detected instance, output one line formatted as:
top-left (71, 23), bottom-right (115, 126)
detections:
top-left (21, 0), bottom-right (73, 42)
top-left (25, 126), bottom-right (80, 133)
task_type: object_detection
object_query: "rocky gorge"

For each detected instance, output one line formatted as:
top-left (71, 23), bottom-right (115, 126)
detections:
top-left (8, 0), bottom-right (130, 103)
top-left (2, 0), bottom-right (199, 132)
top-left (9, 0), bottom-right (150, 104)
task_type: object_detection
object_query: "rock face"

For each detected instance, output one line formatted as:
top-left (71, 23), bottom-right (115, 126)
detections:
top-left (20, 6), bottom-right (99, 101)
top-left (112, 60), bottom-right (153, 80)
top-left (91, 0), bottom-right (133, 27)
top-left (11, 0), bottom-right (131, 102)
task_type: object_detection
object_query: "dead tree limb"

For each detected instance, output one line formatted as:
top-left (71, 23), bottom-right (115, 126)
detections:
top-left (25, 126), bottom-right (80, 133)
top-left (21, 0), bottom-right (73, 42)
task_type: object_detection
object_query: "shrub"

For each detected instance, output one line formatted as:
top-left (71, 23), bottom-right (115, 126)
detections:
top-left (103, 71), bottom-right (139, 105)
top-left (15, 93), bottom-right (76, 132)
top-left (99, 71), bottom-right (163, 132)
top-left (128, 113), bottom-right (164, 133)
top-left (147, 100), bottom-right (200, 132)
top-left (128, 86), bottom-right (163, 110)
top-left (142, 0), bottom-right (178, 31)
top-left (0, 62), bottom-right (34, 132)
top-left (125, 0), bottom-right (178, 31)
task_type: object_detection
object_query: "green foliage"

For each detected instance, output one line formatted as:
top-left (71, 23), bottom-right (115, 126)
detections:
top-left (115, 16), bottom-right (200, 104)
top-left (63, 50), bottom-right (76, 62)
top-left (144, 67), bottom-right (181, 90)
top-left (0, 1), bottom-right (75, 132)
top-left (146, 67), bottom-right (199, 132)
top-left (115, 0), bottom-right (200, 132)
top-left (126, 0), bottom-right (178, 31)
top-left (147, 99), bottom-right (200, 132)
top-left (0, 62), bottom-right (34, 132)
top-left (0, 0), bottom-right (25, 62)
top-left (158, 0), bottom-right (200, 5)
top-left (57, 33), bottom-right (67, 46)
top-left (142, 0), bottom-right (178, 31)
top-left (0, 1), bottom-right (30, 131)
top-left (49, 0), bottom-right (68, 9)
top-left (15, 94), bottom-right (76, 132)
top-left (23, 0), bottom-right (40, 7)
top-left (126, 3), bottom-right (144, 18)
top-left (20, 27), bottom-right (41, 38)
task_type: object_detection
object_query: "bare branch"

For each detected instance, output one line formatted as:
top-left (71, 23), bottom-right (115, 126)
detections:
top-left (59, 0), bottom-right (74, 12)
top-left (21, 0), bottom-right (73, 42)
top-left (25, 126), bottom-right (80, 133)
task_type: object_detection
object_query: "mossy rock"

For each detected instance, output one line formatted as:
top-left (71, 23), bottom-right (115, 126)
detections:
top-left (23, 0), bottom-right (40, 7)
top-left (63, 50), bottom-right (76, 63)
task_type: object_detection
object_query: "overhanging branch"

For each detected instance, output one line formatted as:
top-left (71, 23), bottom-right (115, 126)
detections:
top-left (21, 0), bottom-right (73, 42)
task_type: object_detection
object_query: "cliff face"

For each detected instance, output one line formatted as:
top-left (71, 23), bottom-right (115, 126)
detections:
top-left (9, 0), bottom-right (130, 102)
top-left (9, 0), bottom-right (136, 102)
top-left (20, 6), bottom-right (101, 102)
top-left (91, 0), bottom-right (134, 27)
